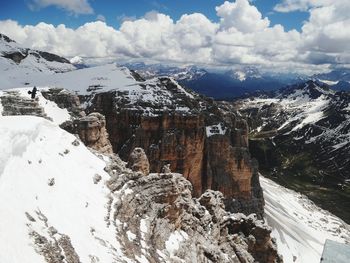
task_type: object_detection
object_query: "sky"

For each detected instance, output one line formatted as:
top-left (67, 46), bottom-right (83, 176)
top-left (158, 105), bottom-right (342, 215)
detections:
top-left (0, 0), bottom-right (309, 31)
top-left (0, 0), bottom-right (349, 74)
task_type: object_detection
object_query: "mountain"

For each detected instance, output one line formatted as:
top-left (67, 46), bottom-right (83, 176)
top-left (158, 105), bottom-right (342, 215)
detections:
top-left (0, 114), bottom-right (282, 262)
top-left (0, 33), bottom-right (76, 88)
top-left (234, 80), bottom-right (350, 222)
top-left (69, 56), bottom-right (88, 69)
top-left (1, 33), bottom-right (350, 263)
top-left (314, 68), bottom-right (350, 91)
top-left (0, 45), bottom-right (281, 263)
top-left (122, 62), bottom-right (207, 81)
top-left (262, 175), bottom-right (350, 263)
top-left (124, 63), bottom-right (305, 100)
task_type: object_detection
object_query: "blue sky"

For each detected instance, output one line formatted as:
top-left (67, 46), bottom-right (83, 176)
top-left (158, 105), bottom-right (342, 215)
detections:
top-left (1, 0), bottom-right (309, 31)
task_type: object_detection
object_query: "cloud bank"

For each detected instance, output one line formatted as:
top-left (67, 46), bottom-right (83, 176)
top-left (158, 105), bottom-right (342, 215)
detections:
top-left (1, 0), bottom-right (349, 74)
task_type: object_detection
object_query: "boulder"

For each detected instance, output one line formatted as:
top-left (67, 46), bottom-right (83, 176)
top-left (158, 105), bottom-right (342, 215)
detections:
top-left (127, 147), bottom-right (150, 175)
top-left (77, 113), bottom-right (113, 154)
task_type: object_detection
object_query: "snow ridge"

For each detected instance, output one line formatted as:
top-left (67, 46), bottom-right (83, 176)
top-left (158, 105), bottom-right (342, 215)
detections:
top-left (262, 176), bottom-right (350, 263)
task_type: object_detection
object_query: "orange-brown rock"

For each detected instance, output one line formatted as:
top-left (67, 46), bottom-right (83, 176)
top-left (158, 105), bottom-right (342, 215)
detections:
top-left (127, 147), bottom-right (150, 175)
top-left (77, 112), bottom-right (113, 154)
top-left (205, 135), bottom-right (253, 199)
top-left (87, 84), bottom-right (264, 216)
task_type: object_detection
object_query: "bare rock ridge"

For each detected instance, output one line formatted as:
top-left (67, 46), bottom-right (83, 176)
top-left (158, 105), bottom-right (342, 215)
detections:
top-left (84, 75), bottom-right (264, 217)
top-left (0, 90), bottom-right (49, 119)
top-left (104, 154), bottom-right (282, 263)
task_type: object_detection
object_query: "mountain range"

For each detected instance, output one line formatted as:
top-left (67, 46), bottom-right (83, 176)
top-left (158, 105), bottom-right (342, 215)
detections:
top-left (1, 33), bottom-right (350, 263)
top-left (123, 62), bottom-right (350, 100)
top-left (233, 80), bottom-right (350, 222)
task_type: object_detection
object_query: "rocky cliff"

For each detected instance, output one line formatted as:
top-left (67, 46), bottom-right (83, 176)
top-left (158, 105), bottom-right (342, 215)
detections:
top-left (103, 153), bottom-right (281, 263)
top-left (35, 77), bottom-right (264, 216)
top-left (84, 76), bottom-right (264, 216)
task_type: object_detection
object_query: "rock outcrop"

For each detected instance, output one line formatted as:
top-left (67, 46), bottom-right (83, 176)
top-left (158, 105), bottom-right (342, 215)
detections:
top-left (0, 90), bottom-right (50, 119)
top-left (60, 112), bottom-right (114, 155)
top-left (75, 113), bottom-right (113, 154)
top-left (86, 77), bottom-right (264, 216)
top-left (104, 155), bottom-right (282, 263)
top-left (127, 147), bottom-right (150, 175)
top-left (41, 88), bottom-right (84, 118)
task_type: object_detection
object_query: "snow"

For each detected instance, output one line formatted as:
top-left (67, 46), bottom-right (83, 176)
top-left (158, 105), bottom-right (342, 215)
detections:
top-left (135, 255), bottom-right (149, 263)
top-left (261, 176), bottom-right (350, 263)
top-left (206, 123), bottom-right (227, 137)
top-left (140, 218), bottom-right (148, 234)
top-left (240, 87), bottom-right (330, 132)
top-left (0, 116), bottom-right (128, 262)
top-left (279, 93), bottom-right (329, 132)
top-left (126, 230), bottom-right (137, 241)
top-left (70, 56), bottom-right (84, 64)
top-left (0, 59), bottom-right (196, 116)
top-left (235, 70), bottom-right (246, 81)
top-left (345, 104), bottom-right (350, 111)
top-left (165, 230), bottom-right (188, 258)
top-left (319, 79), bottom-right (339, 86)
top-left (0, 87), bottom-right (71, 125)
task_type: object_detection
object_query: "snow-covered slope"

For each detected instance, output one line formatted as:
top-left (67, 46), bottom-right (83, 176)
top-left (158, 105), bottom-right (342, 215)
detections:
top-left (237, 81), bottom-right (334, 133)
top-left (0, 50), bottom-right (197, 114)
top-left (236, 81), bottom-right (350, 180)
top-left (0, 33), bottom-right (75, 89)
top-left (235, 80), bottom-right (350, 223)
top-left (0, 116), bottom-right (127, 262)
top-left (0, 88), bottom-right (71, 125)
top-left (262, 176), bottom-right (350, 263)
top-left (314, 68), bottom-right (350, 91)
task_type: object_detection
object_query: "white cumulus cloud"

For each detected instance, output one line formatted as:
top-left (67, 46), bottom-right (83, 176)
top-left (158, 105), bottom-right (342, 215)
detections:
top-left (0, 0), bottom-right (349, 74)
top-left (216, 0), bottom-right (270, 32)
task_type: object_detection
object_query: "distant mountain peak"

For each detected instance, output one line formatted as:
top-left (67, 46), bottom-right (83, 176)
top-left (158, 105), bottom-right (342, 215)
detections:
top-left (225, 66), bottom-right (262, 82)
top-left (278, 80), bottom-right (334, 100)
top-left (0, 33), bottom-right (15, 43)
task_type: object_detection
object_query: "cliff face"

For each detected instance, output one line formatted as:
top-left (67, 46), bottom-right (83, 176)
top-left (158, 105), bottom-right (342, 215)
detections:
top-left (33, 71), bottom-right (264, 217)
top-left (86, 77), bottom-right (264, 216)
top-left (105, 154), bottom-right (281, 263)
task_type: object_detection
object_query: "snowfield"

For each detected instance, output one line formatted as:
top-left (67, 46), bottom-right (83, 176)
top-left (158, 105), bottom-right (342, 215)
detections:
top-left (0, 116), bottom-right (128, 262)
top-left (238, 86), bottom-right (331, 133)
top-left (0, 88), bottom-right (71, 125)
top-left (261, 176), bottom-right (350, 263)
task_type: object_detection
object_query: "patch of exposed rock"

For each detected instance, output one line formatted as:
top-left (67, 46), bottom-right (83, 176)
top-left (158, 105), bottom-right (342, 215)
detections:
top-left (26, 210), bottom-right (80, 263)
top-left (0, 90), bottom-right (50, 119)
top-left (104, 154), bottom-right (282, 263)
top-left (127, 147), bottom-right (150, 175)
top-left (75, 112), bottom-right (113, 154)
top-left (41, 88), bottom-right (85, 118)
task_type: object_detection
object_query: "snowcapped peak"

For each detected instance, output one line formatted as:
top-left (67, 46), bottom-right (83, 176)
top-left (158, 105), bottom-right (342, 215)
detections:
top-left (225, 66), bottom-right (262, 81)
top-left (234, 71), bottom-right (246, 81)
top-left (279, 80), bottom-right (334, 100)
top-left (0, 33), bottom-right (16, 44)
top-left (70, 56), bottom-right (84, 65)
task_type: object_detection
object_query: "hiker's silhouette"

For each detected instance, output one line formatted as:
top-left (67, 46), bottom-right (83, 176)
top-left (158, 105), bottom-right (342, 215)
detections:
top-left (28, 86), bottom-right (37, 99)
